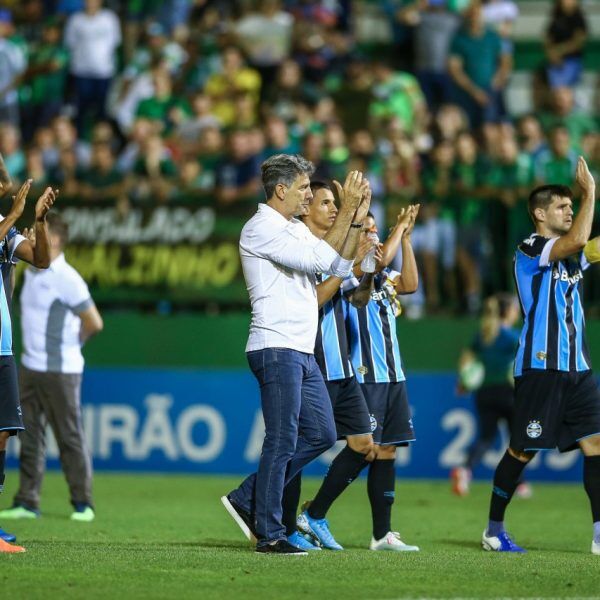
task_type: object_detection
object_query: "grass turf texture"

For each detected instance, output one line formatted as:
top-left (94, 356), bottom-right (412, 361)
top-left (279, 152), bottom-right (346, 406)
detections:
top-left (1, 472), bottom-right (599, 599)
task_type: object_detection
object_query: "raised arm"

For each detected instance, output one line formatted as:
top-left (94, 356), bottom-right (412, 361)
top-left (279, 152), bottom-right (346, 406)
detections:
top-left (14, 187), bottom-right (58, 268)
top-left (379, 205), bottom-right (419, 267)
top-left (0, 179), bottom-right (31, 241)
top-left (549, 157), bottom-right (595, 262)
top-left (393, 205), bottom-right (419, 294)
top-left (324, 171), bottom-right (369, 255)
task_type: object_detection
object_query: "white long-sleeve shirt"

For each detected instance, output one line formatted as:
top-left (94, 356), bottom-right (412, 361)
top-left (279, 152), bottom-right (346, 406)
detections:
top-left (240, 203), bottom-right (354, 353)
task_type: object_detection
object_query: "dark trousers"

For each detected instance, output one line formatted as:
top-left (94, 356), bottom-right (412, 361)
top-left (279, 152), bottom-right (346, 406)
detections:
top-left (72, 75), bottom-right (111, 135)
top-left (14, 366), bottom-right (93, 510)
top-left (466, 383), bottom-right (514, 470)
top-left (229, 348), bottom-right (337, 545)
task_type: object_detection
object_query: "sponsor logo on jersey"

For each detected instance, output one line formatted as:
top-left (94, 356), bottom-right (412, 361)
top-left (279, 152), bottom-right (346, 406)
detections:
top-left (358, 365), bottom-right (369, 375)
top-left (536, 350), bottom-right (547, 361)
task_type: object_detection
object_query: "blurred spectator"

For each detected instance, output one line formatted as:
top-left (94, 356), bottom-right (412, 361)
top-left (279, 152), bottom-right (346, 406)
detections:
top-left (264, 59), bottom-right (321, 123)
top-left (453, 130), bottom-right (486, 312)
top-left (302, 131), bottom-right (332, 181)
top-left (534, 125), bottom-right (578, 186)
top-left (196, 125), bottom-right (225, 193)
top-left (323, 122), bottom-right (350, 182)
top-left (369, 61), bottom-right (427, 137)
top-left (413, 139), bottom-right (457, 312)
top-left (0, 123), bottom-right (25, 178)
top-left (399, 0), bottom-right (460, 114)
top-left (135, 68), bottom-right (191, 135)
top-left (539, 86), bottom-right (596, 149)
top-left (544, 0), bottom-right (588, 89)
top-left (19, 17), bottom-right (69, 142)
top-left (263, 114), bottom-right (300, 158)
top-left (516, 113), bottom-right (547, 163)
top-left (116, 116), bottom-right (154, 173)
top-left (215, 130), bottom-right (261, 207)
top-left (48, 148), bottom-right (79, 198)
top-left (25, 146), bottom-right (50, 197)
top-left (448, 0), bottom-right (511, 130)
top-left (432, 103), bottom-right (468, 142)
top-left (0, 9), bottom-right (27, 127)
top-left (76, 142), bottom-right (124, 202)
top-left (172, 92), bottom-right (221, 155)
top-left (64, 0), bottom-right (122, 136)
top-left (234, 0), bottom-right (294, 92)
top-left (331, 57), bottom-right (373, 134)
top-left (128, 134), bottom-right (177, 204)
top-left (204, 46), bottom-right (261, 127)
top-left (52, 115), bottom-right (91, 166)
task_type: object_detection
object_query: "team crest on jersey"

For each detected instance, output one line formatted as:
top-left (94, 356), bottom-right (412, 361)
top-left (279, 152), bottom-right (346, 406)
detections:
top-left (536, 351), bottom-right (547, 361)
top-left (526, 420), bottom-right (542, 439)
top-left (358, 365), bottom-right (369, 375)
top-left (369, 414), bottom-right (377, 432)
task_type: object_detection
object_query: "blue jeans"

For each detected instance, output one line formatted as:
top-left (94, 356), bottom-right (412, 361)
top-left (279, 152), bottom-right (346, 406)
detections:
top-left (230, 348), bottom-right (337, 545)
top-left (547, 57), bottom-right (583, 89)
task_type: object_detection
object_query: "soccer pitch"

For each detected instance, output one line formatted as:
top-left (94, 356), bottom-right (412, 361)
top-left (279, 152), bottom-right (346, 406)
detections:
top-left (1, 472), bottom-right (599, 599)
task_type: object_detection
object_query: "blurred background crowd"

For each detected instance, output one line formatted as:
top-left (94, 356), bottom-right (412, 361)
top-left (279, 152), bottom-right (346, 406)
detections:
top-left (0, 0), bottom-right (599, 316)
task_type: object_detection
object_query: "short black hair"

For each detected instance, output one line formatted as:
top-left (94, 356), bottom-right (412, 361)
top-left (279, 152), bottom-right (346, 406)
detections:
top-left (528, 184), bottom-right (572, 222)
top-left (310, 180), bottom-right (331, 194)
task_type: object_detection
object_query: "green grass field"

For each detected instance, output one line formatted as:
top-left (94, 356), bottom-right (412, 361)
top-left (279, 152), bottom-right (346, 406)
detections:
top-left (1, 471), bottom-right (599, 599)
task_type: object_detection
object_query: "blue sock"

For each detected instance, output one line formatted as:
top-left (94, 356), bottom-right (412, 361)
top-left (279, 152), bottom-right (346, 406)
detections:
top-left (487, 520), bottom-right (504, 537)
top-left (594, 521), bottom-right (600, 544)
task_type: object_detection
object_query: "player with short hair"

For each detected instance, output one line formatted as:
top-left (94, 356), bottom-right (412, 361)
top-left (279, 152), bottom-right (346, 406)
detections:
top-left (281, 180), bottom-right (379, 551)
top-left (342, 210), bottom-right (422, 551)
top-left (0, 154), bottom-right (57, 553)
top-left (481, 157), bottom-right (600, 554)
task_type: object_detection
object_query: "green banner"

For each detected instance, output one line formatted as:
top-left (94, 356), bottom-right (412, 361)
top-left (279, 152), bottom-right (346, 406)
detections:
top-left (40, 203), bottom-right (250, 306)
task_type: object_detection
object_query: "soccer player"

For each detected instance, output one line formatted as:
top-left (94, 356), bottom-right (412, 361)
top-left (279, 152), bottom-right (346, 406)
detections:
top-left (0, 160), bottom-right (57, 553)
top-left (342, 209), bottom-right (422, 551)
top-left (0, 212), bottom-right (103, 523)
top-left (481, 157), bottom-right (600, 554)
top-left (221, 156), bottom-right (371, 554)
top-left (280, 181), bottom-right (380, 551)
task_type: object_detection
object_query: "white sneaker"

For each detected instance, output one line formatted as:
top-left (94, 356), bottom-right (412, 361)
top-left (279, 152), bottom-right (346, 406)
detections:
top-left (592, 540), bottom-right (600, 555)
top-left (370, 531), bottom-right (419, 552)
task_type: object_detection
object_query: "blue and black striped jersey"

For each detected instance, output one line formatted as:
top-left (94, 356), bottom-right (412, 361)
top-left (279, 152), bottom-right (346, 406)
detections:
top-left (0, 222), bottom-right (22, 356)
top-left (346, 268), bottom-right (405, 384)
top-left (513, 233), bottom-right (591, 376)
top-left (314, 273), bottom-right (353, 381)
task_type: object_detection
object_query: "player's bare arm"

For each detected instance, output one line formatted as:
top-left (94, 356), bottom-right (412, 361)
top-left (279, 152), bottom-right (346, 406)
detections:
top-left (0, 179), bottom-right (32, 240)
top-left (14, 187), bottom-right (58, 268)
top-left (549, 157), bottom-right (595, 261)
top-left (393, 204), bottom-right (420, 294)
top-left (337, 183), bottom-right (372, 261)
top-left (348, 246), bottom-right (383, 308)
top-left (380, 204), bottom-right (420, 268)
top-left (324, 170), bottom-right (369, 253)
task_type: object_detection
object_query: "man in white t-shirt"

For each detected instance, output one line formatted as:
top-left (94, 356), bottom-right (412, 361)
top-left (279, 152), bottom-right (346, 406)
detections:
top-left (64, 0), bottom-right (121, 134)
top-left (0, 212), bottom-right (103, 523)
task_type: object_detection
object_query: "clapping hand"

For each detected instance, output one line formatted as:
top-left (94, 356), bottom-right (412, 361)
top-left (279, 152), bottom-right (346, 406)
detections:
top-left (333, 170), bottom-right (370, 212)
top-left (575, 156), bottom-right (595, 196)
top-left (35, 187), bottom-right (59, 222)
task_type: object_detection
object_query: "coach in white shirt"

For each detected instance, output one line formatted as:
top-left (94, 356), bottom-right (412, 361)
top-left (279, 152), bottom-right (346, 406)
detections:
top-left (4, 212), bottom-right (103, 523)
top-left (222, 154), bottom-right (371, 554)
top-left (64, 0), bottom-right (121, 134)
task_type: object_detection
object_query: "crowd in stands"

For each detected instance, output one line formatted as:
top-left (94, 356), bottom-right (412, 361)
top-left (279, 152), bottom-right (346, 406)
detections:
top-left (0, 0), bottom-right (598, 315)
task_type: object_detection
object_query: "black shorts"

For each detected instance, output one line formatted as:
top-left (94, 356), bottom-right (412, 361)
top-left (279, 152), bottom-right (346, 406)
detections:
top-left (511, 369), bottom-right (600, 453)
top-left (325, 377), bottom-right (372, 439)
top-left (361, 381), bottom-right (416, 446)
top-left (0, 355), bottom-right (24, 435)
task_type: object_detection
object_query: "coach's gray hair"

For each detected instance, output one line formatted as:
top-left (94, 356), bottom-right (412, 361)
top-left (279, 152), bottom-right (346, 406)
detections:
top-left (261, 154), bottom-right (315, 199)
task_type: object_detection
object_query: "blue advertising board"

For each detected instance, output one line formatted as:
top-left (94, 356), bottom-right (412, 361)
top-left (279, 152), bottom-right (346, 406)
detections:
top-left (6, 369), bottom-right (583, 481)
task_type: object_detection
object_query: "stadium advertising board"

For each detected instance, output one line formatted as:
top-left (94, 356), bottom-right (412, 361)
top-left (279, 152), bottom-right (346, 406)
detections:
top-left (40, 202), bottom-right (249, 305)
top-left (7, 369), bottom-right (583, 481)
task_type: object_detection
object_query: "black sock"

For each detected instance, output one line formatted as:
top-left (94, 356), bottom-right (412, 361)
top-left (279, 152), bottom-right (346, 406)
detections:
top-left (368, 459), bottom-right (396, 540)
top-left (489, 451), bottom-right (528, 523)
top-left (584, 456), bottom-right (600, 522)
top-left (308, 446), bottom-right (368, 519)
top-left (282, 472), bottom-right (302, 536)
top-left (0, 450), bottom-right (5, 492)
